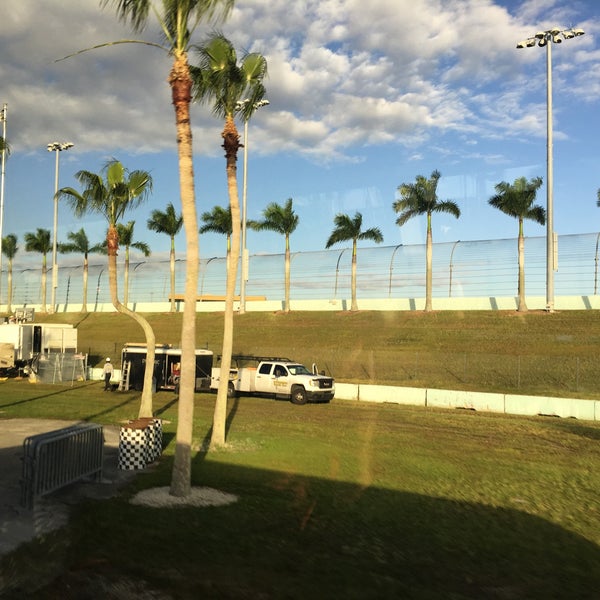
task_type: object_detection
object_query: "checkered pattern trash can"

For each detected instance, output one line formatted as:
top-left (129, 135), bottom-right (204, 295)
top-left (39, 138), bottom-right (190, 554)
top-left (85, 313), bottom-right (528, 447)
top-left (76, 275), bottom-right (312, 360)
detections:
top-left (118, 421), bottom-right (150, 470)
top-left (152, 418), bottom-right (163, 459)
top-left (137, 418), bottom-right (163, 462)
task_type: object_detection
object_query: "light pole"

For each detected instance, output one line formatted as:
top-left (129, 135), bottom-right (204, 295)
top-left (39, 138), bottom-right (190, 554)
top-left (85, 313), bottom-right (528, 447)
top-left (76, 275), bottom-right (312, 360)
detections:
top-left (47, 141), bottom-right (74, 312)
top-left (236, 99), bottom-right (269, 314)
top-left (517, 27), bottom-right (584, 311)
top-left (0, 104), bottom-right (7, 307)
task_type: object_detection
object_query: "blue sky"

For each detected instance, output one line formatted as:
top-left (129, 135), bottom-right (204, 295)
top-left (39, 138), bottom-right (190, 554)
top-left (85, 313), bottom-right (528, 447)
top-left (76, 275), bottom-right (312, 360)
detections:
top-left (1, 0), bottom-right (599, 269)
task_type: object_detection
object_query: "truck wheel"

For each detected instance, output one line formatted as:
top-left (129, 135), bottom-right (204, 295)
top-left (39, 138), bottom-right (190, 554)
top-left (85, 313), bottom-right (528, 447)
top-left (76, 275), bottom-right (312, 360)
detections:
top-left (290, 385), bottom-right (307, 405)
top-left (227, 382), bottom-right (237, 398)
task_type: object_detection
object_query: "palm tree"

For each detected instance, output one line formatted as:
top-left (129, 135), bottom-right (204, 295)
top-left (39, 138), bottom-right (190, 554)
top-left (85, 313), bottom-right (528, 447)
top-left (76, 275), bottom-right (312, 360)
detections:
top-left (193, 33), bottom-right (268, 448)
top-left (489, 176), bottom-right (545, 312)
top-left (394, 170), bottom-right (460, 312)
top-left (147, 203), bottom-right (183, 312)
top-left (24, 228), bottom-right (52, 312)
top-left (116, 221), bottom-right (151, 307)
top-left (248, 198), bottom-right (298, 312)
top-left (102, 0), bottom-right (234, 498)
top-left (199, 205), bottom-right (233, 259)
top-left (325, 212), bottom-right (383, 311)
top-left (57, 159), bottom-right (156, 417)
top-left (58, 228), bottom-right (104, 313)
top-left (1, 234), bottom-right (18, 314)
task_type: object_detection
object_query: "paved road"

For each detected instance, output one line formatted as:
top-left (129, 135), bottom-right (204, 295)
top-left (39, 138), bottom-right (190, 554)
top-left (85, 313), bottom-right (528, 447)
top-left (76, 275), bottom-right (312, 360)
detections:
top-left (0, 419), bottom-right (138, 558)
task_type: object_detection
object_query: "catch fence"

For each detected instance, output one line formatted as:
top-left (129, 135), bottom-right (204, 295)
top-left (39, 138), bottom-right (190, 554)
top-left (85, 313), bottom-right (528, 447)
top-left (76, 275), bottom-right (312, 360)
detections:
top-left (3, 232), bottom-right (600, 308)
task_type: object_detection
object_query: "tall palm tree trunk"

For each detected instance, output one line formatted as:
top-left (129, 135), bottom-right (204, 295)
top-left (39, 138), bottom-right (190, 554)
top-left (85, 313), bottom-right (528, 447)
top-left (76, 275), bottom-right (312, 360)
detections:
top-left (212, 117), bottom-right (241, 448)
top-left (517, 219), bottom-right (527, 312)
top-left (106, 224), bottom-right (155, 417)
top-left (170, 52), bottom-right (198, 497)
top-left (351, 240), bottom-right (358, 311)
top-left (425, 216), bottom-right (433, 312)
top-left (123, 248), bottom-right (130, 307)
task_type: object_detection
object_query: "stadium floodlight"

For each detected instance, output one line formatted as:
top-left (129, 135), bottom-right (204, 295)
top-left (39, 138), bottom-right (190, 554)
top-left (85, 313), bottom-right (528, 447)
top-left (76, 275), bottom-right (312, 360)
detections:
top-left (517, 27), bottom-right (584, 311)
top-left (236, 99), bottom-right (270, 314)
top-left (47, 141), bottom-right (74, 312)
top-left (0, 104), bottom-right (6, 306)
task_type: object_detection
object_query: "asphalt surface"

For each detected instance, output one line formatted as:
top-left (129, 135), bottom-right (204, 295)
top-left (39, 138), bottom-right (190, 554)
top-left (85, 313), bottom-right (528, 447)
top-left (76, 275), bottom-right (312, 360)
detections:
top-left (0, 419), bottom-right (139, 558)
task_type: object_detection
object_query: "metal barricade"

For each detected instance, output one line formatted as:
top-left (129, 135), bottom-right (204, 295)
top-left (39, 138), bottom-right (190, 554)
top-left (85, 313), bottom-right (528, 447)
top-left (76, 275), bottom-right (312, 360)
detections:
top-left (20, 423), bottom-right (104, 509)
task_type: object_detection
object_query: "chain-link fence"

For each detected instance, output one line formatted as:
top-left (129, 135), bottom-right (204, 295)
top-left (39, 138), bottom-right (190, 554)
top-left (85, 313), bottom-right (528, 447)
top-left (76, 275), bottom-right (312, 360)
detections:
top-left (308, 348), bottom-right (599, 398)
top-left (34, 353), bottom-right (87, 385)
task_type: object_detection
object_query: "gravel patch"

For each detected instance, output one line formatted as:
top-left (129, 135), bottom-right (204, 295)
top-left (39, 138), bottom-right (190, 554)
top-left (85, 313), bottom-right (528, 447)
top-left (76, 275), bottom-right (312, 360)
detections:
top-left (130, 486), bottom-right (238, 508)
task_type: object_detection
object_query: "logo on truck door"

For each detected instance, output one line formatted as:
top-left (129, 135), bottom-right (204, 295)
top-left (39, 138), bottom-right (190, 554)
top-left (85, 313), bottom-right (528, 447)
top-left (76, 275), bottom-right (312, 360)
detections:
top-left (273, 364), bottom-right (288, 388)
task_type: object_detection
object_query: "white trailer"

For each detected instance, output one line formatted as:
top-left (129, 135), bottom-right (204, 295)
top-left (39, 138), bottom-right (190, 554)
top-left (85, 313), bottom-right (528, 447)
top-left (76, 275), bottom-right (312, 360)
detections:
top-left (0, 323), bottom-right (78, 375)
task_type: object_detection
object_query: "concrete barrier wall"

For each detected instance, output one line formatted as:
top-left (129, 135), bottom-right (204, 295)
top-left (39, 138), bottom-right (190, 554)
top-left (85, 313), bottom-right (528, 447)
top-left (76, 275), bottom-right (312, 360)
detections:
top-left (334, 383), bottom-right (599, 422)
top-left (426, 388), bottom-right (505, 413)
top-left (85, 369), bottom-right (598, 421)
top-left (359, 384), bottom-right (427, 405)
top-left (335, 382), bottom-right (359, 401)
top-left (504, 394), bottom-right (597, 420)
top-left (6, 294), bottom-right (600, 314)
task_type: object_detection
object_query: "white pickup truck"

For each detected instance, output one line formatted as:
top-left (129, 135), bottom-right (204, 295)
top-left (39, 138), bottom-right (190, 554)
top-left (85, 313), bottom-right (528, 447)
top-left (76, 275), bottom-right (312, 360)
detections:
top-left (210, 355), bottom-right (335, 405)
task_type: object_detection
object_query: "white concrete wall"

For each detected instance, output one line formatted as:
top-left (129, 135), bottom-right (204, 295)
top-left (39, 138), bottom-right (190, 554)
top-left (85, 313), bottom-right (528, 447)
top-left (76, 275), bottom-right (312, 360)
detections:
top-left (71, 369), bottom-right (600, 422)
top-left (504, 394), bottom-right (597, 420)
top-left (426, 388), bottom-right (505, 413)
top-left (335, 382), bottom-right (359, 401)
top-left (359, 384), bottom-right (427, 405)
top-left (334, 383), bottom-right (599, 422)
top-left (7, 294), bottom-right (600, 314)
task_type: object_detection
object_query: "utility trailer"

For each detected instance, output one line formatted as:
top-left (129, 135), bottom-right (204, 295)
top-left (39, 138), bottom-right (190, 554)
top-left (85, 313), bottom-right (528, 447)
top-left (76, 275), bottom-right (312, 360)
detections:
top-left (120, 344), bottom-right (213, 392)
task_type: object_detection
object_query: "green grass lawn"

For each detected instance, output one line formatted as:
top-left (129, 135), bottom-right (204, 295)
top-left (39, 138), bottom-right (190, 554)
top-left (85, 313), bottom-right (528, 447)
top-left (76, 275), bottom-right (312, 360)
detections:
top-left (30, 309), bottom-right (600, 398)
top-left (1, 379), bottom-right (599, 599)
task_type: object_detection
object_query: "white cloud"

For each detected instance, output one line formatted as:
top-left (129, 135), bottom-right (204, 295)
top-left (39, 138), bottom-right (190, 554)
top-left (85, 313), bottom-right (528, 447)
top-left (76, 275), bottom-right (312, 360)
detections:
top-left (0, 0), bottom-right (597, 165)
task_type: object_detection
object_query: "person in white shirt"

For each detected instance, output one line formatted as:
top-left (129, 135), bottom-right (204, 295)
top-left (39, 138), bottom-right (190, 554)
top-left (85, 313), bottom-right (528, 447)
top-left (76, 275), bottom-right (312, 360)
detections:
top-left (102, 357), bottom-right (114, 391)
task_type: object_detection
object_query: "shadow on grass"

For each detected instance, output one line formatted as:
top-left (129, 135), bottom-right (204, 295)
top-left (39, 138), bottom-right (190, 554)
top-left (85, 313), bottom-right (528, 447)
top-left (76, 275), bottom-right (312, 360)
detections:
top-left (549, 418), bottom-right (600, 441)
top-left (1, 397), bottom-right (598, 599)
top-left (188, 393), bottom-right (242, 456)
top-left (0, 381), bottom-right (98, 410)
top-left (2, 451), bottom-right (598, 599)
top-left (154, 395), bottom-right (179, 417)
top-left (82, 394), bottom-right (144, 421)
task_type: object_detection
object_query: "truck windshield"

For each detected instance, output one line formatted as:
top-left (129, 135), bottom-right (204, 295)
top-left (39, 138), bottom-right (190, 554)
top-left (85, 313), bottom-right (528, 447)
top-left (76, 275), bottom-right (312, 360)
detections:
top-left (287, 364), bottom-right (311, 376)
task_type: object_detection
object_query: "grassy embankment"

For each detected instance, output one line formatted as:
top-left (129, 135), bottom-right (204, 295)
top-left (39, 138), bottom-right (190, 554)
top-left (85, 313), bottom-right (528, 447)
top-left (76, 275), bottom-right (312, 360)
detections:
top-left (34, 309), bottom-right (600, 398)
